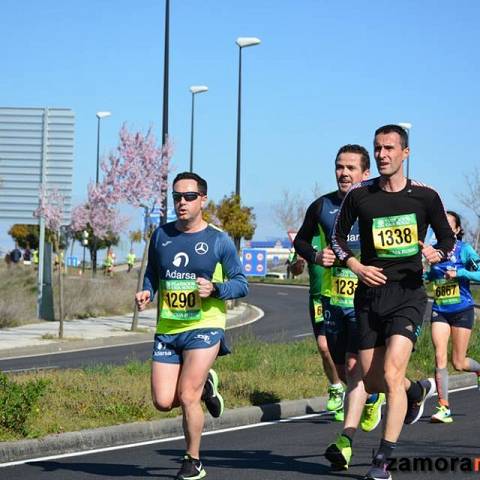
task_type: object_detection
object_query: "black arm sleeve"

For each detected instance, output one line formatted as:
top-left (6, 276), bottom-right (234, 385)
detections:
top-left (331, 189), bottom-right (358, 261)
top-left (427, 190), bottom-right (456, 258)
top-left (293, 199), bottom-right (323, 264)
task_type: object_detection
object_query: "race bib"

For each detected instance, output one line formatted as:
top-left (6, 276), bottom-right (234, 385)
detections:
top-left (160, 279), bottom-right (202, 321)
top-left (433, 279), bottom-right (461, 305)
top-left (330, 267), bottom-right (358, 308)
top-left (312, 298), bottom-right (324, 323)
top-left (372, 213), bottom-right (419, 258)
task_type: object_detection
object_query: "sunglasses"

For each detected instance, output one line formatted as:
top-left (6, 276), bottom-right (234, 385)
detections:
top-left (172, 191), bottom-right (203, 202)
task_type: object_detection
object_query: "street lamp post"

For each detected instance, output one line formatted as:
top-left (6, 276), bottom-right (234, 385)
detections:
top-left (398, 122), bottom-right (412, 178)
top-left (235, 37), bottom-right (261, 199)
top-left (81, 230), bottom-right (89, 274)
top-left (189, 85), bottom-right (208, 172)
top-left (160, 0), bottom-right (170, 225)
top-left (96, 111), bottom-right (112, 184)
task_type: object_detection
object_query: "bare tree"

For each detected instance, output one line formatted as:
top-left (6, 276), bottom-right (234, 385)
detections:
top-left (271, 189), bottom-right (307, 233)
top-left (457, 170), bottom-right (480, 250)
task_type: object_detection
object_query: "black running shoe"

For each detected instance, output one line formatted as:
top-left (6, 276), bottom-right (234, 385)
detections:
top-left (202, 369), bottom-right (224, 418)
top-left (364, 453), bottom-right (392, 480)
top-left (405, 378), bottom-right (436, 425)
top-left (176, 454), bottom-right (206, 479)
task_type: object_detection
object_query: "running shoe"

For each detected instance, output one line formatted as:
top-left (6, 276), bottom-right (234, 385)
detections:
top-left (361, 393), bottom-right (386, 432)
top-left (326, 384), bottom-right (345, 412)
top-left (364, 453), bottom-right (392, 480)
top-left (176, 454), bottom-right (206, 479)
top-left (430, 404), bottom-right (453, 424)
top-left (202, 369), bottom-right (224, 418)
top-left (334, 408), bottom-right (344, 422)
top-left (325, 434), bottom-right (352, 470)
top-left (404, 378), bottom-right (436, 425)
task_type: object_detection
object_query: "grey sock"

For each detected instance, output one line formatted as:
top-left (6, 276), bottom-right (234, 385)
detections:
top-left (435, 367), bottom-right (449, 403)
top-left (467, 358), bottom-right (480, 373)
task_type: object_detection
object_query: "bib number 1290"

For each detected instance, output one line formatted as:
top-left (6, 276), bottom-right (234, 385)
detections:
top-left (160, 279), bottom-right (202, 321)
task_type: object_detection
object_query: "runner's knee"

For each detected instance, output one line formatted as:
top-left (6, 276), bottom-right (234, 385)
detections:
top-left (451, 357), bottom-right (466, 371)
top-left (152, 395), bottom-right (175, 412)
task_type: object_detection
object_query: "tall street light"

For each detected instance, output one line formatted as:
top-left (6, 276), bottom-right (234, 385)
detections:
top-left (160, 0), bottom-right (170, 225)
top-left (235, 37), bottom-right (261, 199)
top-left (189, 85), bottom-right (208, 172)
top-left (96, 111), bottom-right (111, 184)
top-left (398, 122), bottom-right (412, 178)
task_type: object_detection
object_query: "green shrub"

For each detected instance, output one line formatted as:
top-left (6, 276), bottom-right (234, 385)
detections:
top-left (0, 372), bottom-right (50, 436)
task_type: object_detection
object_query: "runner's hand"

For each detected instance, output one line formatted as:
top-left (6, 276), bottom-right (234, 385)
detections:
top-left (356, 265), bottom-right (387, 287)
top-left (445, 270), bottom-right (457, 280)
top-left (290, 258), bottom-right (305, 276)
top-left (347, 257), bottom-right (386, 287)
top-left (419, 240), bottom-right (443, 265)
top-left (315, 247), bottom-right (336, 267)
top-left (196, 277), bottom-right (215, 298)
top-left (135, 290), bottom-right (151, 311)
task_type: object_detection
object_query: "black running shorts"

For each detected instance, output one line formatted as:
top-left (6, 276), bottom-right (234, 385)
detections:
top-left (431, 307), bottom-right (474, 329)
top-left (323, 295), bottom-right (358, 364)
top-left (354, 281), bottom-right (427, 349)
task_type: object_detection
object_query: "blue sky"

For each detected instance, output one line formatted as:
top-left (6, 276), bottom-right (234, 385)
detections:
top-left (1, 0), bottom-right (479, 257)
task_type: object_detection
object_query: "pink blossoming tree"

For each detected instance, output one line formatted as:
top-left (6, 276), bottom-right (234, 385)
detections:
top-left (71, 124), bottom-right (172, 327)
top-left (34, 187), bottom-right (67, 338)
top-left (99, 125), bottom-right (172, 329)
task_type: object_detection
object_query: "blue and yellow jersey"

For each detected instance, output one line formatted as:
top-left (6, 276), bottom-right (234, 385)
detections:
top-left (143, 222), bottom-right (248, 334)
top-left (295, 191), bottom-right (360, 310)
top-left (427, 240), bottom-right (480, 314)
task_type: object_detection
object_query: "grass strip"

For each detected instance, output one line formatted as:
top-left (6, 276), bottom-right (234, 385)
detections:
top-left (1, 320), bottom-right (478, 442)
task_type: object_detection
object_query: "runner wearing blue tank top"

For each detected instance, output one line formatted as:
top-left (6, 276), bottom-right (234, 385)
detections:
top-left (135, 172), bottom-right (248, 480)
top-left (427, 210), bottom-right (480, 424)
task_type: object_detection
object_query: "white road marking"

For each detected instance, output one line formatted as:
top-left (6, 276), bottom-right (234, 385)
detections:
top-left (293, 333), bottom-right (311, 338)
top-left (2, 385), bottom-right (476, 468)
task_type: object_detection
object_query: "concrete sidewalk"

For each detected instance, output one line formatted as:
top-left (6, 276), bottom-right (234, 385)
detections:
top-left (0, 302), bottom-right (263, 359)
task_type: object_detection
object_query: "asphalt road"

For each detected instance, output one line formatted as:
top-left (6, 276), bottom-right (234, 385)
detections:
top-left (0, 283), bottom-right (313, 372)
top-left (2, 387), bottom-right (478, 479)
top-left (0, 283), bottom-right (434, 372)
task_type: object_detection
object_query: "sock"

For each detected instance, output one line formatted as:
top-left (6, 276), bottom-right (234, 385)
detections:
top-left (467, 358), bottom-right (480, 373)
top-left (330, 382), bottom-right (343, 390)
top-left (435, 367), bottom-right (449, 404)
top-left (376, 439), bottom-right (396, 461)
top-left (366, 393), bottom-right (379, 404)
top-left (406, 379), bottom-right (423, 402)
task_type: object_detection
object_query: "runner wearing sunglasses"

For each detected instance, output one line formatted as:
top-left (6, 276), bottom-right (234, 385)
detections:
top-left (135, 172), bottom-right (248, 480)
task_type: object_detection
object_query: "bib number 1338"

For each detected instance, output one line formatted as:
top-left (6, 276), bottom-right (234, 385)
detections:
top-left (372, 213), bottom-right (419, 258)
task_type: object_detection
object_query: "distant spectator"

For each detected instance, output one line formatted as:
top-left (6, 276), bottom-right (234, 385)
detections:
top-left (127, 249), bottom-right (136, 273)
top-left (285, 248), bottom-right (297, 279)
top-left (103, 248), bottom-right (114, 277)
top-left (10, 244), bottom-right (22, 264)
top-left (32, 249), bottom-right (39, 269)
top-left (23, 245), bottom-right (32, 265)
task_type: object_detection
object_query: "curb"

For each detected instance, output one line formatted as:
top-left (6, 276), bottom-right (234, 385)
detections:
top-left (0, 303), bottom-right (262, 360)
top-left (0, 372), bottom-right (477, 465)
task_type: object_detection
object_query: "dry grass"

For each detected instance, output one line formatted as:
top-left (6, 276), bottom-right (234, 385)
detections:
top-left (0, 264), bottom-right (37, 328)
top-left (0, 263), bottom-right (143, 328)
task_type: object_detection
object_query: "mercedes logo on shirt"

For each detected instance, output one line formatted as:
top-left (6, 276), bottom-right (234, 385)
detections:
top-left (195, 242), bottom-right (209, 255)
